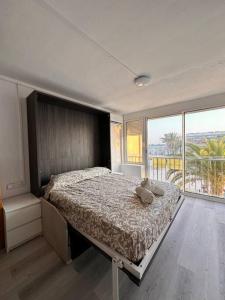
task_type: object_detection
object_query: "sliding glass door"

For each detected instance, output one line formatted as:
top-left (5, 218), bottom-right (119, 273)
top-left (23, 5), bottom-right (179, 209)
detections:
top-left (147, 115), bottom-right (183, 188)
top-left (146, 107), bottom-right (225, 198)
top-left (185, 108), bottom-right (225, 197)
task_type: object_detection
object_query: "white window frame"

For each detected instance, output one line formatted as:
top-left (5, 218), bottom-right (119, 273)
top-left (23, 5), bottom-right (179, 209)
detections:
top-left (141, 106), bottom-right (225, 202)
top-left (111, 121), bottom-right (124, 171)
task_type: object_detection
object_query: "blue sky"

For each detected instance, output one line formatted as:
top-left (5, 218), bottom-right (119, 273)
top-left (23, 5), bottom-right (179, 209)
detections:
top-left (148, 107), bottom-right (225, 144)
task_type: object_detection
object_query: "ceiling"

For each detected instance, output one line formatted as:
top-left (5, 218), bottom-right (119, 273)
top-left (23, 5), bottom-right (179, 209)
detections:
top-left (1, 0), bottom-right (225, 114)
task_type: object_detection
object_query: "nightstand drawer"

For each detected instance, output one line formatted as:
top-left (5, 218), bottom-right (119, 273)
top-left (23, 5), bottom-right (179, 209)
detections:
top-left (5, 203), bottom-right (41, 231)
top-left (6, 218), bottom-right (42, 251)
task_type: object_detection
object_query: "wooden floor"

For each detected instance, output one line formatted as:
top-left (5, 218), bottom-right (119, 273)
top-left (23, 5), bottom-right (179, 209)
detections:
top-left (0, 197), bottom-right (225, 300)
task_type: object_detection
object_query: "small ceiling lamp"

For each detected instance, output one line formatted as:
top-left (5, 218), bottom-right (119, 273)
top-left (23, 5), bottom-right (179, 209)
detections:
top-left (134, 75), bottom-right (151, 87)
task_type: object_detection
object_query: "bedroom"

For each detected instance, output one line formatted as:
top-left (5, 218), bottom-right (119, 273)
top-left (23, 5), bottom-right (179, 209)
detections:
top-left (0, 1), bottom-right (225, 300)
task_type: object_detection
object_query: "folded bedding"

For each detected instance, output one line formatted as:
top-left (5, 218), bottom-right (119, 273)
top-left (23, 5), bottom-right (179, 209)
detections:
top-left (135, 186), bottom-right (155, 204)
top-left (141, 178), bottom-right (165, 196)
top-left (45, 168), bottom-right (181, 263)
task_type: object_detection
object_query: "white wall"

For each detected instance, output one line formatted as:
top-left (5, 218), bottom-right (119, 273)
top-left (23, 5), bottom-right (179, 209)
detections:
top-left (0, 77), bottom-right (122, 199)
top-left (0, 80), bottom-right (32, 198)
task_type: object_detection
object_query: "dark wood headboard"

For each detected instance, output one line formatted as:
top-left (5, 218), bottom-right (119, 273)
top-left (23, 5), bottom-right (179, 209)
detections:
top-left (27, 91), bottom-right (111, 196)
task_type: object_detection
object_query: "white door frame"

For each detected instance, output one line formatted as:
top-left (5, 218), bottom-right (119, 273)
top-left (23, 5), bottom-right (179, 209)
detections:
top-left (144, 112), bottom-right (225, 202)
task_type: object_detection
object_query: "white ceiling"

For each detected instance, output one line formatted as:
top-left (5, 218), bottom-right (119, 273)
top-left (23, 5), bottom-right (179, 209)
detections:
top-left (1, 0), bottom-right (225, 114)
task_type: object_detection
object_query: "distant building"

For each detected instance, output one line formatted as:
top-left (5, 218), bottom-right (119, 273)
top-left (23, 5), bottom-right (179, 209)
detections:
top-left (186, 131), bottom-right (225, 144)
top-left (149, 131), bottom-right (225, 156)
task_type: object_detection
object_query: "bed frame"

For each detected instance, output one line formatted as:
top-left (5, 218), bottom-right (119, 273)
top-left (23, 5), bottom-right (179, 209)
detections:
top-left (27, 91), bottom-right (184, 300)
top-left (41, 194), bottom-right (184, 300)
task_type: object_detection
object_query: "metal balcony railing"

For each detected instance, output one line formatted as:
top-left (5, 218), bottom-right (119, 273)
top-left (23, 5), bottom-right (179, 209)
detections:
top-left (148, 156), bottom-right (182, 182)
top-left (148, 155), bottom-right (225, 197)
top-left (128, 155), bottom-right (225, 197)
top-left (127, 155), bottom-right (143, 163)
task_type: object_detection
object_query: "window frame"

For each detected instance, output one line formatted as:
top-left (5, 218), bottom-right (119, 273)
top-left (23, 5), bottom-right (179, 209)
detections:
top-left (123, 105), bottom-right (225, 201)
top-left (110, 121), bottom-right (123, 171)
top-left (124, 118), bottom-right (145, 164)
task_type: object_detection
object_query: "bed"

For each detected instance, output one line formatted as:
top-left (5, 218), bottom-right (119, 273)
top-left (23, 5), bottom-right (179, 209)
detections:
top-left (42, 167), bottom-right (183, 300)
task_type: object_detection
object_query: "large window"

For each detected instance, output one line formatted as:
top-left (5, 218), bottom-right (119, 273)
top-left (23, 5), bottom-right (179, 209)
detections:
top-left (185, 108), bottom-right (225, 197)
top-left (145, 107), bottom-right (225, 198)
top-left (126, 120), bottom-right (143, 163)
top-left (147, 115), bottom-right (183, 188)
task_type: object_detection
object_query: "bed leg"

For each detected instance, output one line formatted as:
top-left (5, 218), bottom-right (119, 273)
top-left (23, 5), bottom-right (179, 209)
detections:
top-left (112, 258), bottom-right (123, 300)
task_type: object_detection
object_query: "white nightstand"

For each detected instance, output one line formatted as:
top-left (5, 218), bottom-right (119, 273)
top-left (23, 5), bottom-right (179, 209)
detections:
top-left (3, 193), bottom-right (42, 252)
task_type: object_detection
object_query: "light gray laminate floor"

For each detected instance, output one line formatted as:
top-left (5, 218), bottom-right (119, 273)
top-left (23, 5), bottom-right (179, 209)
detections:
top-left (0, 197), bottom-right (225, 300)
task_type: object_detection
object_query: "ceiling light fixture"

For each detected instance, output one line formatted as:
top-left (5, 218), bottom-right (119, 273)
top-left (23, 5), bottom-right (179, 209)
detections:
top-left (134, 75), bottom-right (151, 87)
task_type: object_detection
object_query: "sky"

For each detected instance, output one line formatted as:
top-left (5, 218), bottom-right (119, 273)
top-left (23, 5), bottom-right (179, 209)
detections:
top-left (148, 107), bottom-right (225, 144)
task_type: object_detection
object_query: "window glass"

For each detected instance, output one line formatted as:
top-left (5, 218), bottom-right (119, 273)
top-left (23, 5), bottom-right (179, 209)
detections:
top-left (126, 120), bottom-right (143, 163)
top-left (147, 115), bottom-right (183, 188)
top-left (185, 108), bottom-right (225, 197)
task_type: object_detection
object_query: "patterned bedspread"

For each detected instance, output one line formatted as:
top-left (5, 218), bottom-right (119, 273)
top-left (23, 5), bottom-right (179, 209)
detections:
top-left (46, 168), bottom-right (180, 262)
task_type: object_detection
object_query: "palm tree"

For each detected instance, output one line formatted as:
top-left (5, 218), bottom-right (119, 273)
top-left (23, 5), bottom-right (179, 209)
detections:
top-left (161, 133), bottom-right (182, 156)
top-left (167, 137), bottom-right (225, 196)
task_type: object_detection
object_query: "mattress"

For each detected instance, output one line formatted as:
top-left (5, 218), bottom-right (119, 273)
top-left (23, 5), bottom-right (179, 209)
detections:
top-left (46, 168), bottom-right (180, 263)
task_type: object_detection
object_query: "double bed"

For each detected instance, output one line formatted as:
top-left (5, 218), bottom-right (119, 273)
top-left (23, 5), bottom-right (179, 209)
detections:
top-left (42, 167), bottom-right (183, 300)
top-left (44, 167), bottom-right (181, 264)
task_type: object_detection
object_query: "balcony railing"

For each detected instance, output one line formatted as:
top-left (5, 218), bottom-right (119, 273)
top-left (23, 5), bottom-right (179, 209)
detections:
top-left (129, 155), bottom-right (225, 198)
top-left (149, 155), bottom-right (225, 197)
top-left (127, 155), bottom-right (143, 163)
top-left (149, 156), bottom-right (182, 182)
top-left (185, 157), bottom-right (225, 197)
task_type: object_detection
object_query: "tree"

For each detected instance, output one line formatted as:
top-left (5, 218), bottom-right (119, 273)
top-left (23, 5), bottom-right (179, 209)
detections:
top-left (161, 132), bottom-right (182, 156)
top-left (167, 137), bottom-right (225, 196)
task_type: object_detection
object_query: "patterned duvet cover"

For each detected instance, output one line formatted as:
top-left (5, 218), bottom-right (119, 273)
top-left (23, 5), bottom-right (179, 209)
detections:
top-left (45, 168), bottom-right (181, 262)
